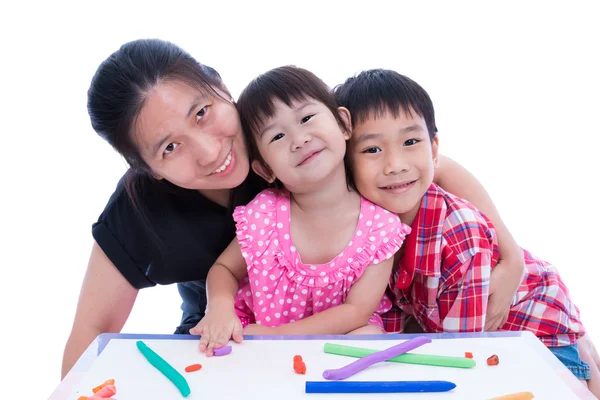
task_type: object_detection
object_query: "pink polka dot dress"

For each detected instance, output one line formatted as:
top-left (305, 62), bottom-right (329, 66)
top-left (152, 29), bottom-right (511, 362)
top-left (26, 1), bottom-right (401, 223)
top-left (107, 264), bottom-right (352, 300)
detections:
top-left (233, 189), bottom-right (411, 331)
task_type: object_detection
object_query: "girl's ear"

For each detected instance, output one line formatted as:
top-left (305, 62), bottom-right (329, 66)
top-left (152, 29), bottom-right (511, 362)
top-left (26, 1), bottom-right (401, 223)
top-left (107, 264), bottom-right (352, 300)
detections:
top-left (337, 106), bottom-right (353, 140)
top-left (431, 136), bottom-right (440, 168)
top-left (252, 160), bottom-right (276, 183)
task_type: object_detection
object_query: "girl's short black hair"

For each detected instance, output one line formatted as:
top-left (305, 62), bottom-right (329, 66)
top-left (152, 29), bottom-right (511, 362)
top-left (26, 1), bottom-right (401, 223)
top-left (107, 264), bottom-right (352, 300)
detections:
top-left (236, 65), bottom-right (354, 189)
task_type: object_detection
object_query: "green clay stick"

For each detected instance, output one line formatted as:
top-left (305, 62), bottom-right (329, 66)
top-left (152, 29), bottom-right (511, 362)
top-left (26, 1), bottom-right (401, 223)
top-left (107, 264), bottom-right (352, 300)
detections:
top-left (136, 340), bottom-right (191, 397)
top-left (324, 343), bottom-right (475, 369)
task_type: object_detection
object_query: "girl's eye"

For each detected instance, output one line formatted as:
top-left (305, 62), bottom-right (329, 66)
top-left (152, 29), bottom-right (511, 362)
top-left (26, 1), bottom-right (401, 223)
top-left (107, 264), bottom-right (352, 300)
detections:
top-left (196, 106), bottom-right (208, 122)
top-left (404, 138), bottom-right (420, 146)
top-left (270, 133), bottom-right (285, 143)
top-left (363, 147), bottom-right (381, 154)
top-left (164, 142), bottom-right (178, 155)
top-left (301, 114), bottom-right (314, 124)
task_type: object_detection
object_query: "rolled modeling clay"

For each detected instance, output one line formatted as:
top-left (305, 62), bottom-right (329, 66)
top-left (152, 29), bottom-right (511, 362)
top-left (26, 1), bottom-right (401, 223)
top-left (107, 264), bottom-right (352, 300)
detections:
top-left (322, 336), bottom-right (432, 380)
top-left (213, 345), bottom-right (232, 356)
top-left (92, 379), bottom-right (115, 393)
top-left (488, 392), bottom-right (534, 400)
top-left (324, 343), bottom-right (475, 368)
top-left (136, 340), bottom-right (191, 397)
top-left (94, 385), bottom-right (116, 398)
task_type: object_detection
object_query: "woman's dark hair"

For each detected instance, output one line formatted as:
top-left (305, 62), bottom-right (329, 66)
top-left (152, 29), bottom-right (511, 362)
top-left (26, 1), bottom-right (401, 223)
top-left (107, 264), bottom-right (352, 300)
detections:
top-left (87, 39), bottom-right (229, 240)
top-left (236, 65), bottom-right (354, 190)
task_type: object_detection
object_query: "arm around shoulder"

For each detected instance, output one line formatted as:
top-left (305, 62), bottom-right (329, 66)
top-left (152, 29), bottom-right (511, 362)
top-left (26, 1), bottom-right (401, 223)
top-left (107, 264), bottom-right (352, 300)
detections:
top-left (61, 241), bottom-right (138, 379)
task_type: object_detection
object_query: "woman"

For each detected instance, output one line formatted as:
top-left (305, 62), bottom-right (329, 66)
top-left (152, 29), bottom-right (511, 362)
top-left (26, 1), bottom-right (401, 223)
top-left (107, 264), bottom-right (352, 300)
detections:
top-left (61, 38), bottom-right (526, 378)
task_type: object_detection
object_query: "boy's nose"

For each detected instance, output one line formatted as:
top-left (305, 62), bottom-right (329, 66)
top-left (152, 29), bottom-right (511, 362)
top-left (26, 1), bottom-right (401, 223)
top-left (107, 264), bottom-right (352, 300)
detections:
top-left (383, 154), bottom-right (410, 175)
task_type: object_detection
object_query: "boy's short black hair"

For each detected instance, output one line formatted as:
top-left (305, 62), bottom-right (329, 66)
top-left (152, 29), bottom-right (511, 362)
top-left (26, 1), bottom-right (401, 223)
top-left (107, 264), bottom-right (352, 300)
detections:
top-left (334, 69), bottom-right (438, 140)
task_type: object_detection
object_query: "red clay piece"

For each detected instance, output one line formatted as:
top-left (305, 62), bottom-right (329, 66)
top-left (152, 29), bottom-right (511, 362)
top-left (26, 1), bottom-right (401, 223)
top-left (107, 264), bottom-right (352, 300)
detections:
top-left (185, 363), bottom-right (203, 372)
top-left (487, 354), bottom-right (500, 366)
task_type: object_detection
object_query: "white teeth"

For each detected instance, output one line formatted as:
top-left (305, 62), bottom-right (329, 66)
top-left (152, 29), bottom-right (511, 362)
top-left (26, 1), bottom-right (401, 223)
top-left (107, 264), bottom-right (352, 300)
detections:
top-left (212, 152), bottom-right (232, 174)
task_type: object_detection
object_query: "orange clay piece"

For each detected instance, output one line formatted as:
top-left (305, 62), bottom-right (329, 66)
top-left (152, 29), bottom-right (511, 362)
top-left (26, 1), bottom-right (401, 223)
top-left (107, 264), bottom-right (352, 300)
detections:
top-left (94, 385), bottom-right (116, 398)
top-left (487, 354), bottom-right (500, 366)
top-left (92, 379), bottom-right (115, 393)
top-left (293, 355), bottom-right (303, 363)
top-left (488, 392), bottom-right (534, 400)
top-left (78, 397), bottom-right (88, 400)
top-left (185, 363), bottom-right (203, 372)
top-left (293, 360), bottom-right (306, 374)
top-left (465, 352), bottom-right (473, 359)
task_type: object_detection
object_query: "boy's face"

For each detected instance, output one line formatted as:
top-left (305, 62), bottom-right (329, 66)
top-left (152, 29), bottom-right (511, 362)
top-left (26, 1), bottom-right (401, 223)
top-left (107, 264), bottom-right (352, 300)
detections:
top-left (347, 109), bottom-right (439, 225)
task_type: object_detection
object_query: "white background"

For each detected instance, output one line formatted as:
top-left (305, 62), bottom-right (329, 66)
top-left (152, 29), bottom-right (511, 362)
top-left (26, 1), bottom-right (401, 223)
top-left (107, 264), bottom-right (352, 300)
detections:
top-left (0, 1), bottom-right (598, 398)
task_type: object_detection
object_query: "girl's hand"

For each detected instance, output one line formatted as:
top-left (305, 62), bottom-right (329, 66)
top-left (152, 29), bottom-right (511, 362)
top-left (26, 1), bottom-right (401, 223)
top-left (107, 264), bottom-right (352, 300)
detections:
top-left (190, 305), bottom-right (243, 356)
top-left (485, 256), bottom-right (524, 331)
top-left (243, 324), bottom-right (275, 336)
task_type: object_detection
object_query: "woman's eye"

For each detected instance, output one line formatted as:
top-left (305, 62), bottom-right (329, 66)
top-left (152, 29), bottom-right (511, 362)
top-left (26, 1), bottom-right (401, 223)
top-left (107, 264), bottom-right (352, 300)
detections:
top-left (164, 142), bottom-right (178, 155)
top-left (301, 114), bottom-right (314, 124)
top-left (196, 106), bottom-right (208, 122)
top-left (363, 147), bottom-right (381, 154)
top-left (404, 138), bottom-right (420, 146)
top-left (270, 133), bottom-right (285, 143)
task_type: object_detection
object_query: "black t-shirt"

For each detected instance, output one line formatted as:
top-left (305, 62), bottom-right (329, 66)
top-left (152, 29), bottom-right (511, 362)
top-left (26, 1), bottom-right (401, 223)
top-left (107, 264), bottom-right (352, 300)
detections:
top-left (92, 171), bottom-right (266, 333)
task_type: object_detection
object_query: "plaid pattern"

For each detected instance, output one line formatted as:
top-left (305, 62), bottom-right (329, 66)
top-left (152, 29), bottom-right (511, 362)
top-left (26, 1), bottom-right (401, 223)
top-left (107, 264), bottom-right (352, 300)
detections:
top-left (382, 184), bottom-right (584, 347)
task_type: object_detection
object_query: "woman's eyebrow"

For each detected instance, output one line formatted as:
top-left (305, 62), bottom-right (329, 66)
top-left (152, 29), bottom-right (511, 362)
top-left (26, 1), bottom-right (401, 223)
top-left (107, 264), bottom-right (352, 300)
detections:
top-left (186, 94), bottom-right (208, 118)
top-left (152, 133), bottom-right (173, 156)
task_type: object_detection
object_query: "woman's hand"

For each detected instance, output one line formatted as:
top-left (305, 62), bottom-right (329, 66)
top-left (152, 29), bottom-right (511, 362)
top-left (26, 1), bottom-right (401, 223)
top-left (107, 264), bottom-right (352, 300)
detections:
top-left (190, 304), bottom-right (243, 356)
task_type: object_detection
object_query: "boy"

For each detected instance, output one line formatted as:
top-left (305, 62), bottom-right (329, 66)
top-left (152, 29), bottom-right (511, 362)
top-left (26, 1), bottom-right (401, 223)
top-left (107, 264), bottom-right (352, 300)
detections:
top-left (335, 69), bottom-right (598, 395)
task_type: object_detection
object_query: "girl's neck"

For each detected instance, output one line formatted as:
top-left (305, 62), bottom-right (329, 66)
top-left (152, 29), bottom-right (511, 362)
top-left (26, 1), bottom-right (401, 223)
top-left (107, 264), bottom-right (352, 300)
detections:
top-left (289, 165), bottom-right (356, 215)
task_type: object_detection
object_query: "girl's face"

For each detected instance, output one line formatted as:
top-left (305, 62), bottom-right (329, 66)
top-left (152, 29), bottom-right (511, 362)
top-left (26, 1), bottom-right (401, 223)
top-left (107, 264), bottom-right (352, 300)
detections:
top-left (134, 80), bottom-right (250, 191)
top-left (252, 98), bottom-right (350, 193)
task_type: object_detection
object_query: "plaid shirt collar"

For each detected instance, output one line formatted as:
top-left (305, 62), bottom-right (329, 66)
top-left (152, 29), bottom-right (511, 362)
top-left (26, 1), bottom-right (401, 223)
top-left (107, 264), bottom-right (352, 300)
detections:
top-left (395, 184), bottom-right (446, 289)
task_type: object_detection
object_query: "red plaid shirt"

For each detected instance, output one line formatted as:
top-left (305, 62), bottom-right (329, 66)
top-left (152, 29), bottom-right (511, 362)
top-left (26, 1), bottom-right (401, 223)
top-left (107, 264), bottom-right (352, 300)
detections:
top-left (382, 184), bottom-right (584, 347)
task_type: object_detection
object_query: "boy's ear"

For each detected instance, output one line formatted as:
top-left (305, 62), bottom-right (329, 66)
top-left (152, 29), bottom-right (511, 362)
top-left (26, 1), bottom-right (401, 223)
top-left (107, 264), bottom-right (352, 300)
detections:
top-left (252, 160), bottom-right (276, 183)
top-left (431, 136), bottom-right (440, 168)
top-left (337, 106), bottom-right (353, 140)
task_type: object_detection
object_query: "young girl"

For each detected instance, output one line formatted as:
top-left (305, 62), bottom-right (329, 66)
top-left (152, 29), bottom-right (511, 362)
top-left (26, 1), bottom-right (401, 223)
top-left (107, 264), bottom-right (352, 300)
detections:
top-left (191, 66), bottom-right (410, 355)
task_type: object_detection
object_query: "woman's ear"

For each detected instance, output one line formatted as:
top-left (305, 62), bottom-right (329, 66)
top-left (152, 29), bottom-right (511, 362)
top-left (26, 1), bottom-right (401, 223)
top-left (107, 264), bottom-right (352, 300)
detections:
top-left (252, 160), bottom-right (276, 183)
top-left (431, 136), bottom-right (440, 168)
top-left (337, 106), bottom-right (353, 140)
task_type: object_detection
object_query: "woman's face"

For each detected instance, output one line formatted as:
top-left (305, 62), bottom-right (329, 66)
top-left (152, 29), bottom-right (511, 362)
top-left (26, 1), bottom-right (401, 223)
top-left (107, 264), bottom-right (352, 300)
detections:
top-left (134, 80), bottom-right (250, 191)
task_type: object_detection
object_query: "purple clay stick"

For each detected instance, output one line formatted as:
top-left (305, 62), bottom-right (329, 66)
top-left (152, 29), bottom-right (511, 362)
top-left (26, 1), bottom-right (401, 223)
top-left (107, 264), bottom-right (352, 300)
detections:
top-left (322, 336), bottom-right (432, 380)
top-left (213, 345), bottom-right (232, 356)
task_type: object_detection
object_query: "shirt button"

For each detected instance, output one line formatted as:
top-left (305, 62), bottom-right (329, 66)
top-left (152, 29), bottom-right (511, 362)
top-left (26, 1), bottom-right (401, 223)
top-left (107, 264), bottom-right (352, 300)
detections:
top-left (400, 270), bottom-right (408, 284)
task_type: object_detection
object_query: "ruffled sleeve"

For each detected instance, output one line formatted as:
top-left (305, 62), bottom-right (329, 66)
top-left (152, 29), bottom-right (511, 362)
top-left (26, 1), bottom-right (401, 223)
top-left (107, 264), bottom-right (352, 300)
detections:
top-left (349, 202), bottom-right (411, 276)
top-left (233, 189), bottom-right (279, 268)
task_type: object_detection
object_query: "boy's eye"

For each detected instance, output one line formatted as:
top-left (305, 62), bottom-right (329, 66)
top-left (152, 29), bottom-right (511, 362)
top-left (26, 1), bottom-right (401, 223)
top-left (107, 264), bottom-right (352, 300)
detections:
top-left (270, 133), bottom-right (285, 143)
top-left (362, 147), bottom-right (381, 154)
top-left (301, 114), bottom-right (314, 124)
top-left (404, 138), bottom-right (420, 146)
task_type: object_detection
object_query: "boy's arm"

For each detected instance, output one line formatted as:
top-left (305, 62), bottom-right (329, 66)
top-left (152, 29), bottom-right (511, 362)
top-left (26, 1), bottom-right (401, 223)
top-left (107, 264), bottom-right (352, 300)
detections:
top-left (248, 257), bottom-right (395, 335)
top-left (413, 251), bottom-right (492, 333)
top-left (433, 155), bottom-right (524, 330)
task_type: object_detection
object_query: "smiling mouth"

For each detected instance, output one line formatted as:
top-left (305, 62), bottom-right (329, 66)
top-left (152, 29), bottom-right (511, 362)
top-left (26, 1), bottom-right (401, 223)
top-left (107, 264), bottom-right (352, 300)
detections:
top-left (381, 180), bottom-right (417, 190)
top-left (211, 150), bottom-right (232, 174)
top-left (297, 150), bottom-right (323, 166)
